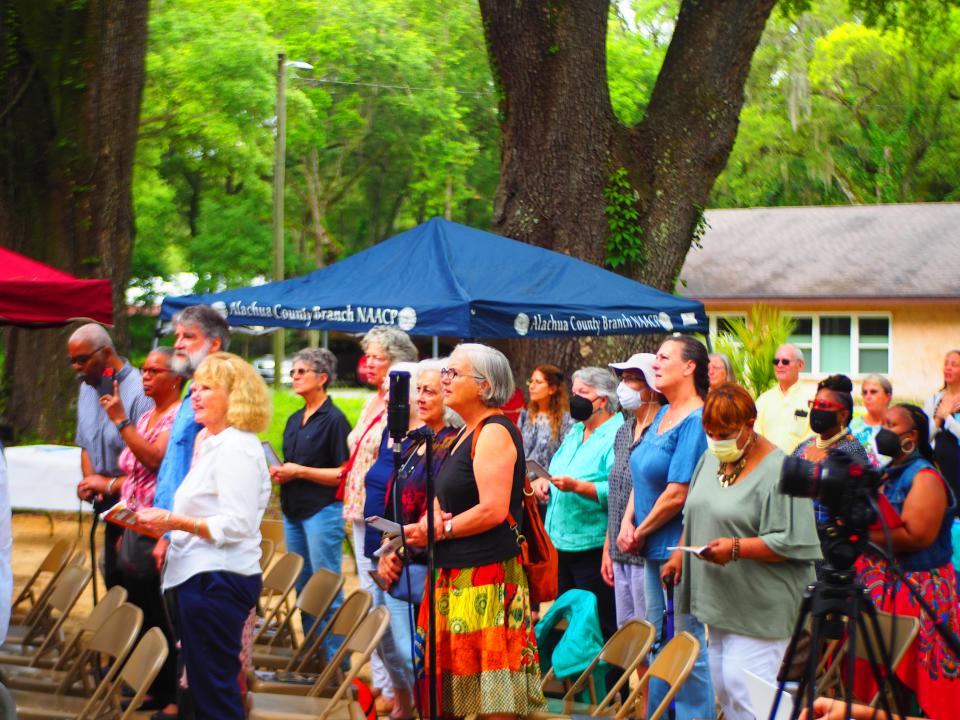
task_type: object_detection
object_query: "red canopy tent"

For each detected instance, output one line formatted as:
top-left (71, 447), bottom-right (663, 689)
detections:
top-left (0, 247), bottom-right (113, 326)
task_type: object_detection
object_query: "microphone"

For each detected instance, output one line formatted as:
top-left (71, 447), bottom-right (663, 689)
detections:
top-left (387, 371), bottom-right (411, 443)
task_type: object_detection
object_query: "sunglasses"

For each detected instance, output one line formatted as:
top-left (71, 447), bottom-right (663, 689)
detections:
top-left (289, 368), bottom-right (317, 377)
top-left (808, 399), bottom-right (844, 411)
top-left (68, 346), bottom-right (105, 366)
top-left (772, 358), bottom-right (792, 366)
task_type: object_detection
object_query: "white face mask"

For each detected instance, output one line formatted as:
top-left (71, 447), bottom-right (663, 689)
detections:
top-left (617, 381), bottom-right (644, 411)
top-left (707, 428), bottom-right (746, 463)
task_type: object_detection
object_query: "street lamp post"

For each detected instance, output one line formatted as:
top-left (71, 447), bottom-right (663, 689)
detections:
top-left (272, 53), bottom-right (312, 386)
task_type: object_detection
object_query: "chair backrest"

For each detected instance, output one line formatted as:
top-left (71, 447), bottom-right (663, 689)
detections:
top-left (58, 603), bottom-right (144, 696)
top-left (308, 606), bottom-right (391, 718)
top-left (617, 631), bottom-right (700, 720)
top-left (81, 585), bottom-right (129, 633)
top-left (815, 609), bottom-right (920, 704)
top-left (561, 619), bottom-right (657, 714)
top-left (259, 538), bottom-right (276, 571)
top-left (23, 564), bottom-right (92, 650)
top-left (260, 519), bottom-right (286, 553)
top-left (78, 627), bottom-right (169, 720)
top-left (262, 551), bottom-right (303, 596)
top-left (46, 584), bottom-right (129, 671)
top-left (14, 539), bottom-right (75, 620)
top-left (116, 628), bottom-right (168, 719)
top-left (854, 610), bottom-right (919, 666)
top-left (255, 552), bottom-right (304, 644)
top-left (290, 589), bottom-right (372, 673)
top-left (298, 569), bottom-right (344, 623)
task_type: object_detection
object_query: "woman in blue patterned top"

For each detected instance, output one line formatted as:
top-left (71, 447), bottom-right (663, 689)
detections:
top-left (849, 374), bottom-right (892, 467)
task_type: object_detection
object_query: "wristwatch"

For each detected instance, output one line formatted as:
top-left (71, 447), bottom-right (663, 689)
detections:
top-left (443, 519), bottom-right (454, 539)
top-left (115, 418), bottom-right (132, 432)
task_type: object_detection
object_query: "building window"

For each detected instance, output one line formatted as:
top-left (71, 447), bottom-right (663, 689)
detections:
top-left (786, 314), bottom-right (890, 377)
top-left (709, 314), bottom-right (747, 341)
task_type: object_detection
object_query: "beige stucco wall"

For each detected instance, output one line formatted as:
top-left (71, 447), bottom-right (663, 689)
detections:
top-left (703, 300), bottom-right (960, 405)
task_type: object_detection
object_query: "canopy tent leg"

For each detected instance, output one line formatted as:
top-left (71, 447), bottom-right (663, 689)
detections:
top-left (322, 331), bottom-right (329, 350)
top-left (432, 336), bottom-right (439, 359)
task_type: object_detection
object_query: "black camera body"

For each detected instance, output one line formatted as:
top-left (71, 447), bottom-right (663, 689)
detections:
top-left (780, 448), bottom-right (882, 535)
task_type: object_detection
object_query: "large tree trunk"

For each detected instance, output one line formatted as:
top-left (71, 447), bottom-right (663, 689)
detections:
top-left (479, 0), bottom-right (776, 382)
top-left (0, 0), bottom-right (149, 442)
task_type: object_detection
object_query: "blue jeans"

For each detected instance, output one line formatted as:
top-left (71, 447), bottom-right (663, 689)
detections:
top-left (283, 502), bottom-right (345, 663)
top-left (644, 559), bottom-right (715, 720)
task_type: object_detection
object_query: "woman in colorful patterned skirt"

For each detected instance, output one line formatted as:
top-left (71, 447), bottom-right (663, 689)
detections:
top-left (855, 403), bottom-right (960, 718)
top-left (405, 343), bottom-right (546, 718)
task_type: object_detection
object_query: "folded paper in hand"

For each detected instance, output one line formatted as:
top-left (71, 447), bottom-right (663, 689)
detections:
top-left (101, 501), bottom-right (163, 539)
top-left (667, 545), bottom-right (708, 557)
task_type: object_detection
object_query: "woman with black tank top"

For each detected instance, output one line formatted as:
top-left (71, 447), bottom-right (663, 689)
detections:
top-left (403, 343), bottom-right (546, 718)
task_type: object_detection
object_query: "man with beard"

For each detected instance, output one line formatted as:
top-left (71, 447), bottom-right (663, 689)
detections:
top-left (150, 305), bottom-right (229, 720)
top-left (152, 305), bottom-right (231, 559)
top-left (71, 323), bottom-right (153, 589)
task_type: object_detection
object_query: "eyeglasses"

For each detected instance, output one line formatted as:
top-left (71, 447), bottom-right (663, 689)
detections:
top-left (440, 367), bottom-right (485, 382)
top-left (289, 368), bottom-right (316, 377)
top-left (808, 399), bottom-right (844, 411)
top-left (772, 358), bottom-right (792, 366)
top-left (141, 367), bottom-right (172, 377)
top-left (68, 346), bottom-right (105, 366)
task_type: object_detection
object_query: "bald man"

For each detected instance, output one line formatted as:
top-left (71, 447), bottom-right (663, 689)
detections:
top-left (69, 323), bottom-right (152, 588)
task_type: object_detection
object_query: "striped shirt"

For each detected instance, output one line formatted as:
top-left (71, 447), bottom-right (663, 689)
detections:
top-left (607, 417), bottom-right (645, 565)
top-left (74, 361), bottom-right (153, 476)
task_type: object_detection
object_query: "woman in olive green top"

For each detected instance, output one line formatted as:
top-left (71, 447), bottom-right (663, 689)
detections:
top-left (662, 383), bottom-right (820, 720)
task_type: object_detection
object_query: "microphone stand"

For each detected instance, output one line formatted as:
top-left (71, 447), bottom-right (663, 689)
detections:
top-left (391, 426), bottom-right (436, 720)
top-left (423, 429), bottom-right (437, 720)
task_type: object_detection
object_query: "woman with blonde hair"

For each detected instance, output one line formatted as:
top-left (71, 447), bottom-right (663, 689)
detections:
top-left (137, 352), bottom-right (272, 720)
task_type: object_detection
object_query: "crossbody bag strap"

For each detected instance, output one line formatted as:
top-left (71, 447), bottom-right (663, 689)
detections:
top-left (468, 412), bottom-right (525, 544)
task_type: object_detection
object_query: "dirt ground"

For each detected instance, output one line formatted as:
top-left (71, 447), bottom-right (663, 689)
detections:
top-left (9, 512), bottom-right (368, 717)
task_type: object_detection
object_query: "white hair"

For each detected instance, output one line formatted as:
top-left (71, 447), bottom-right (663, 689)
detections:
top-left (417, 358), bottom-right (463, 428)
top-left (777, 344), bottom-right (804, 362)
top-left (572, 366), bottom-right (620, 414)
top-left (451, 343), bottom-right (514, 407)
top-left (69, 323), bottom-right (114, 350)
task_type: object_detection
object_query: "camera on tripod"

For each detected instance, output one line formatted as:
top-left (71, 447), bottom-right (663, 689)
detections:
top-left (780, 449), bottom-right (882, 535)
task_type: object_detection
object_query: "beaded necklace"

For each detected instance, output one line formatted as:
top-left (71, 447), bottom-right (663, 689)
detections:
top-left (717, 434), bottom-right (755, 488)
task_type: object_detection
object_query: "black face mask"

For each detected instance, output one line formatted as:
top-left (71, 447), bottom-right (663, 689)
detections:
top-left (875, 428), bottom-right (902, 459)
top-left (570, 394), bottom-right (595, 422)
top-left (809, 408), bottom-right (839, 434)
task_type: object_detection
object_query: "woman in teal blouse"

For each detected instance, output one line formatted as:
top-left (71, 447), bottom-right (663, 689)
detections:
top-left (532, 366), bottom-right (623, 638)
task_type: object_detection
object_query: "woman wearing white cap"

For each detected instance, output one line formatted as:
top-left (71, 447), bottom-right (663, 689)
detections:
top-left (602, 353), bottom-right (665, 628)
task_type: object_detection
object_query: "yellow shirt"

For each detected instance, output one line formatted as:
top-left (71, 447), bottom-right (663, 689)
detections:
top-left (755, 381), bottom-right (816, 453)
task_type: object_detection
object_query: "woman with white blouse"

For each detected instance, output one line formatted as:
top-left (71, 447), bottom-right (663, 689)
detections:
top-left (138, 352), bottom-right (271, 720)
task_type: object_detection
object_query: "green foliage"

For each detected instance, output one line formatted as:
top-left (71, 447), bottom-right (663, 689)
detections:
top-left (712, 0), bottom-right (960, 207)
top-left (603, 167), bottom-right (646, 270)
top-left (259, 389), bottom-right (367, 453)
top-left (606, 1), bottom-right (676, 126)
top-left (714, 306), bottom-right (797, 399)
top-left (132, 0), bottom-right (499, 291)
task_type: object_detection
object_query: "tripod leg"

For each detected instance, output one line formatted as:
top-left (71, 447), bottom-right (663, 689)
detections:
top-left (858, 598), bottom-right (906, 720)
top-left (774, 591), bottom-right (812, 720)
top-left (796, 613), bottom-right (825, 720)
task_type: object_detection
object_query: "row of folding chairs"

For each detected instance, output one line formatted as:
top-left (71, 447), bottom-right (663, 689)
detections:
top-left (537, 618), bottom-right (700, 720)
top-left (3, 540), bottom-right (168, 718)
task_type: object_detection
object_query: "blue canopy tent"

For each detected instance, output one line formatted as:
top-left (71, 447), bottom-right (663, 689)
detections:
top-left (159, 217), bottom-right (707, 338)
